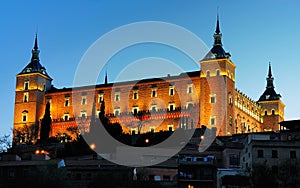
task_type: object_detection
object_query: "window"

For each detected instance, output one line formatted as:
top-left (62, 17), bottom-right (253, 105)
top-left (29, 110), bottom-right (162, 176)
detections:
top-left (271, 109), bottom-right (275, 115)
top-left (290, 150), bottom-right (296, 159)
top-left (115, 93), bottom-right (120, 101)
top-left (150, 127), bottom-right (155, 133)
top-left (228, 95), bottom-right (232, 105)
top-left (229, 154), bottom-right (240, 167)
top-left (229, 116), bottom-right (233, 126)
top-left (150, 105), bottom-right (157, 112)
top-left (64, 98), bottom-right (70, 107)
top-left (8, 169), bottom-right (15, 178)
top-left (151, 89), bottom-right (157, 97)
top-left (131, 128), bottom-right (136, 135)
top-left (206, 71), bottom-right (210, 77)
top-left (23, 92), bottom-right (29, 102)
top-left (210, 116), bottom-right (216, 125)
top-left (81, 96), bottom-right (87, 105)
top-left (64, 114), bottom-right (69, 121)
top-left (133, 91), bottom-right (138, 100)
top-left (168, 103), bottom-right (175, 111)
top-left (272, 165), bottom-right (278, 175)
top-left (216, 69), bottom-right (220, 76)
top-left (264, 110), bottom-right (268, 116)
top-left (98, 93), bottom-right (104, 103)
top-left (257, 149), bottom-right (264, 158)
top-left (22, 111), bottom-right (28, 122)
top-left (272, 150), bottom-right (278, 158)
top-left (169, 86), bottom-right (175, 96)
top-left (168, 125), bottom-right (173, 131)
top-left (186, 102), bottom-right (193, 109)
top-left (24, 81), bottom-right (29, 90)
top-left (187, 84), bottom-right (193, 94)
top-left (132, 107), bottom-right (138, 115)
top-left (210, 94), bottom-right (216, 104)
top-left (80, 111), bottom-right (87, 118)
top-left (114, 108), bottom-right (120, 116)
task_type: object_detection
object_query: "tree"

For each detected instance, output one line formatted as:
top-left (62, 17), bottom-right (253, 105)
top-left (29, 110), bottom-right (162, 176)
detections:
top-left (0, 134), bottom-right (11, 152)
top-left (40, 102), bottom-right (51, 142)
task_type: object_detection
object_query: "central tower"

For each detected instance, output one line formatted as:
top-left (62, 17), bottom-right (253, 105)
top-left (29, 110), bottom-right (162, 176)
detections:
top-left (200, 16), bottom-right (236, 136)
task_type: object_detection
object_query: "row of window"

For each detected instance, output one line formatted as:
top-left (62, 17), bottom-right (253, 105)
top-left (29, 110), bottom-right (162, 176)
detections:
top-left (257, 149), bottom-right (296, 159)
top-left (130, 125), bottom-right (173, 135)
top-left (205, 69), bottom-right (234, 79)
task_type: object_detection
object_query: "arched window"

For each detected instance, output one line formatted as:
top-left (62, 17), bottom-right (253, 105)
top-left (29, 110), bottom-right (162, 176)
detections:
top-left (216, 69), bottom-right (220, 76)
top-left (272, 109), bottom-right (275, 115)
top-left (206, 71), bottom-right (210, 77)
top-left (264, 110), bottom-right (268, 116)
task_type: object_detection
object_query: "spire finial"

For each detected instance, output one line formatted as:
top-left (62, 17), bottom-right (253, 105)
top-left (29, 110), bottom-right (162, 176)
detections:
top-left (104, 63), bottom-right (108, 85)
top-left (215, 8), bottom-right (220, 34)
top-left (268, 62), bottom-right (272, 78)
top-left (34, 33), bottom-right (38, 50)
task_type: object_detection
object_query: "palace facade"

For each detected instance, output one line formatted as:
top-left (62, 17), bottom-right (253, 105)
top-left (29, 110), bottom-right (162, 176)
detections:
top-left (13, 18), bottom-right (285, 143)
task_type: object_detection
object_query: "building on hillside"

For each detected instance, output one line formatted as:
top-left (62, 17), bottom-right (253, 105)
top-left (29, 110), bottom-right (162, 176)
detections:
top-left (13, 17), bottom-right (285, 144)
top-left (240, 133), bottom-right (300, 187)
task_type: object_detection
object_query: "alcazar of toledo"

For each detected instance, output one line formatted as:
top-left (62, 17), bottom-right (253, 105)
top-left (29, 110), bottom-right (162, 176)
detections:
top-left (13, 18), bottom-right (285, 144)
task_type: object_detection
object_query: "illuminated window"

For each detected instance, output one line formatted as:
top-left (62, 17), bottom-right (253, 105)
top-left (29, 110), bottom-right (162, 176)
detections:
top-left (187, 84), bottom-right (193, 94)
top-left (98, 93), bottom-right (104, 103)
top-left (216, 69), bottom-right (220, 76)
top-left (271, 109), bottom-right (275, 115)
top-left (151, 89), bottom-right (157, 97)
top-left (169, 84), bottom-right (175, 96)
top-left (114, 108), bottom-right (120, 116)
top-left (150, 105), bottom-right (157, 112)
top-left (229, 116), bottom-right (233, 126)
top-left (24, 81), bottom-right (29, 90)
top-left (168, 103), bottom-right (175, 111)
top-left (80, 111), bottom-right (87, 118)
top-left (210, 94), bottom-right (216, 104)
top-left (133, 91), bottom-right (138, 100)
top-left (64, 97), bottom-right (70, 107)
top-left (210, 116), bottom-right (216, 125)
top-left (131, 128), bottom-right (136, 135)
top-left (81, 96), bottom-right (87, 105)
top-left (63, 114), bottom-right (69, 121)
top-left (132, 107), bottom-right (139, 115)
top-left (23, 92), bottom-right (29, 102)
top-left (228, 95), bottom-right (232, 105)
top-left (168, 125), bottom-right (174, 131)
top-left (150, 127), bottom-right (155, 133)
top-left (22, 111), bottom-right (28, 122)
top-left (206, 70), bottom-right (210, 77)
top-left (115, 93), bottom-right (120, 101)
top-left (186, 102), bottom-right (193, 109)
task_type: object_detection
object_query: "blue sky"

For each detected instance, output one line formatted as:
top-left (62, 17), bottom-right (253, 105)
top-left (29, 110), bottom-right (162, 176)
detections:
top-left (1, 0), bottom-right (300, 135)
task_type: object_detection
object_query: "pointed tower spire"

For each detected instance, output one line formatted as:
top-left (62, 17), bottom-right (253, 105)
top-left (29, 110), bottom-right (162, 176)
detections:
top-left (215, 12), bottom-right (220, 34)
top-left (258, 63), bottom-right (281, 101)
top-left (31, 34), bottom-right (40, 62)
top-left (266, 62), bottom-right (274, 89)
top-left (213, 12), bottom-right (222, 47)
top-left (104, 63), bottom-right (108, 85)
top-left (268, 62), bottom-right (272, 78)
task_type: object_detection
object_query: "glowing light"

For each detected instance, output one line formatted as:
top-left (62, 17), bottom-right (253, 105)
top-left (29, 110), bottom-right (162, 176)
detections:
top-left (200, 135), bottom-right (204, 140)
top-left (90, 143), bottom-right (96, 150)
top-left (145, 139), bottom-right (149, 144)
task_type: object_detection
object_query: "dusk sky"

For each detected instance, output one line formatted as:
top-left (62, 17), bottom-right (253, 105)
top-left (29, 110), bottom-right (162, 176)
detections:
top-left (1, 0), bottom-right (300, 135)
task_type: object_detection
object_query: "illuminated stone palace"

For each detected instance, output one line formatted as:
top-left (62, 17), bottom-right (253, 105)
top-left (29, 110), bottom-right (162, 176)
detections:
top-left (13, 18), bottom-right (285, 143)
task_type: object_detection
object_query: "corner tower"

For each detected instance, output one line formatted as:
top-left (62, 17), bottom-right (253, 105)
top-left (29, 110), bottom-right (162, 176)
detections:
top-left (200, 15), bottom-right (236, 136)
top-left (13, 35), bottom-right (52, 144)
top-left (258, 63), bottom-right (284, 131)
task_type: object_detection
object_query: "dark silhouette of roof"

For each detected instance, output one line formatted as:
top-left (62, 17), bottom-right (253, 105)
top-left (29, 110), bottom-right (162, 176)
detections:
top-left (203, 14), bottom-right (231, 60)
top-left (18, 34), bottom-right (51, 79)
top-left (258, 63), bottom-right (281, 102)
